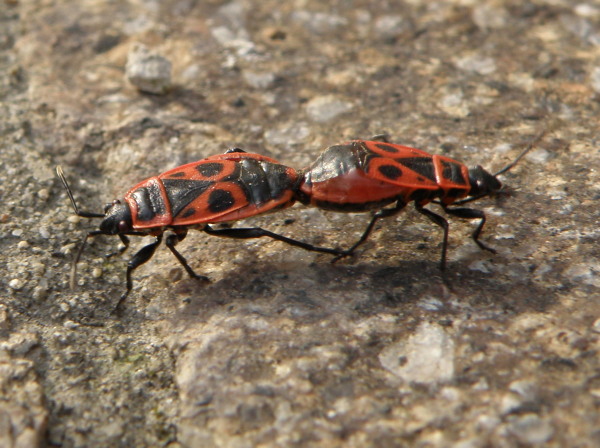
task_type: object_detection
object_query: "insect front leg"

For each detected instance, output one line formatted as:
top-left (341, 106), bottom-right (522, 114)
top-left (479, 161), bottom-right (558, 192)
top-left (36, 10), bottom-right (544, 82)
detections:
top-left (115, 234), bottom-right (163, 310)
top-left (104, 234), bottom-right (130, 259)
top-left (165, 230), bottom-right (210, 282)
top-left (442, 206), bottom-right (496, 254)
top-left (105, 232), bottom-right (147, 259)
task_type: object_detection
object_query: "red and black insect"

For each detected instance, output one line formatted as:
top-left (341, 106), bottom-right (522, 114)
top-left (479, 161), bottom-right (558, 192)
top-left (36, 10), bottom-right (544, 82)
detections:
top-left (296, 134), bottom-right (540, 269)
top-left (57, 150), bottom-right (344, 308)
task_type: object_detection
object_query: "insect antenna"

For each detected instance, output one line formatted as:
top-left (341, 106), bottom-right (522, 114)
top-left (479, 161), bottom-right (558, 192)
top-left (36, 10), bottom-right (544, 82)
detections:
top-left (68, 230), bottom-right (104, 289)
top-left (56, 166), bottom-right (107, 290)
top-left (56, 166), bottom-right (105, 218)
top-left (493, 129), bottom-right (547, 177)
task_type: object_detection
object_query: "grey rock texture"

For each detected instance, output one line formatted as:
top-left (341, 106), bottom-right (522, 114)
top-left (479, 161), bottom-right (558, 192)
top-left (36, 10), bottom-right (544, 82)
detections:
top-left (1, 0), bottom-right (599, 447)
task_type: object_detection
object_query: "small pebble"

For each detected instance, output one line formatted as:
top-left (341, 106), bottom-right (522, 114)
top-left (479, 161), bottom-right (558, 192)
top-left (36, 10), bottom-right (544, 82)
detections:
top-left (438, 90), bottom-right (470, 117)
top-left (591, 317), bottom-right (600, 333)
top-left (509, 379), bottom-right (537, 399)
top-left (243, 71), bottom-right (276, 89)
top-left (67, 215), bottom-right (81, 224)
top-left (472, 4), bottom-right (508, 30)
top-left (9, 278), bottom-right (24, 290)
top-left (373, 15), bottom-right (409, 40)
top-left (507, 414), bottom-right (554, 444)
top-left (575, 4), bottom-right (600, 18)
top-left (493, 143), bottom-right (513, 154)
top-left (305, 95), bottom-right (353, 123)
top-left (0, 306), bottom-right (10, 330)
top-left (379, 322), bottom-right (455, 384)
top-left (290, 11), bottom-right (347, 34)
top-left (468, 260), bottom-right (492, 274)
top-left (60, 243), bottom-right (77, 255)
top-left (525, 148), bottom-right (550, 164)
top-left (591, 67), bottom-right (600, 93)
top-left (59, 302), bottom-right (71, 313)
top-left (17, 240), bottom-right (30, 249)
top-left (455, 54), bottom-right (497, 75)
top-left (32, 285), bottom-right (48, 301)
top-left (264, 122), bottom-right (310, 146)
top-left (38, 188), bottom-right (50, 201)
top-left (126, 43), bottom-right (172, 94)
top-left (417, 297), bottom-right (444, 312)
top-left (64, 320), bottom-right (79, 329)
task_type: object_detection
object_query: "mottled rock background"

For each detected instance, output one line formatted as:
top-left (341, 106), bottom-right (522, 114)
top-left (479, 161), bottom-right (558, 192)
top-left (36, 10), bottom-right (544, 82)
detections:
top-left (1, 1), bottom-right (599, 447)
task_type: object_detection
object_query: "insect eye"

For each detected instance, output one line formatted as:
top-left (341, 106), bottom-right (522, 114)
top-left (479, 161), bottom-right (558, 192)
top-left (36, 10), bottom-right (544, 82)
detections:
top-left (118, 220), bottom-right (130, 233)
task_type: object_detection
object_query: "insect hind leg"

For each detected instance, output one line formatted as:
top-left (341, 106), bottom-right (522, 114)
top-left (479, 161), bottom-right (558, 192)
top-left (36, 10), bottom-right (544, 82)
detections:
top-left (202, 225), bottom-right (346, 257)
top-left (369, 133), bottom-right (391, 143)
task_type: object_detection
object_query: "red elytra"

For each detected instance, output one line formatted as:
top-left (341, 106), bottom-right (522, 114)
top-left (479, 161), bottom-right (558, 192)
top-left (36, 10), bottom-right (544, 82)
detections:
top-left (57, 150), bottom-right (344, 310)
top-left (297, 136), bottom-right (540, 269)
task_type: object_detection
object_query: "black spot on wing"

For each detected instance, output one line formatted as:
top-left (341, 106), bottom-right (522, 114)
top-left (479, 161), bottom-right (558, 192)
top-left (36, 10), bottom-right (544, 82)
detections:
top-left (181, 208), bottom-right (196, 219)
top-left (397, 157), bottom-right (436, 182)
top-left (237, 158), bottom-right (270, 204)
top-left (237, 158), bottom-right (295, 204)
top-left (374, 143), bottom-right (401, 153)
top-left (441, 160), bottom-right (467, 185)
top-left (208, 189), bottom-right (235, 213)
top-left (167, 172), bottom-right (186, 178)
top-left (196, 162), bottom-right (224, 178)
top-left (265, 163), bottom-right (294, 200)
top-left (378, 164), bottom-right (403, 180)
top-left (163, 178), bottom-right (213, 218)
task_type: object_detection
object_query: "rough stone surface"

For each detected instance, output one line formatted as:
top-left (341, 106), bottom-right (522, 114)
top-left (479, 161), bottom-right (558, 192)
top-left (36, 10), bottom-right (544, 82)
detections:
top-left (1, 1), bottom-right (599, 447)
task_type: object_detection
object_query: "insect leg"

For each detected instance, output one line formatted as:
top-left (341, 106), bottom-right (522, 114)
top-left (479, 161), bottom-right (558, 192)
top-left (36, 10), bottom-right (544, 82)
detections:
top-left (105, 232), bottom-right (147, 258)
top-left (414, 203), bottom-right (450, 271)
top-left (370, 133), bottom-right (391, 143)
top-left (331, 200), bottom-right (406, 263)
top-left (442, 206), bottom-right (496, 254)
top-left (203, 225), bottom-right (346, 256)
top-left (103, 234), bottom-right (130, 259)
top-left (165, 231), bottom-right (210, 282)
top-left (116, 234), bottom-right (163, 310)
